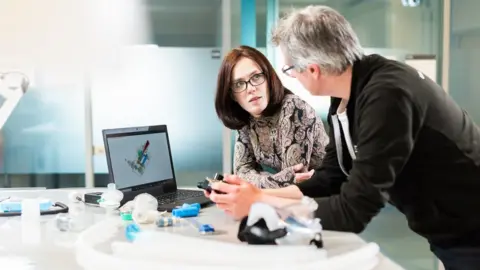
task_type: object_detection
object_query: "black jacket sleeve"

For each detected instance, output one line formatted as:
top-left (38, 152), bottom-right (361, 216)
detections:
top-left (312, 87), bottom-right (420, 233)
top-left (296, 115), bottom-right (347, 198)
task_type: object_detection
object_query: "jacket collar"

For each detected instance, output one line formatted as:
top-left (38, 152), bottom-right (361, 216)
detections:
top-left (329, 54), bottom-right (386, 116)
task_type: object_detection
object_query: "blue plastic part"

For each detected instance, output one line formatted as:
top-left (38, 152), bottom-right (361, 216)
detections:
top-left (0, 199), bottom-right (53, 213)
top-left (172, 206), bottom-right (199, 218)
top-left (181, 203), bottom-right (200, 211)
top-left (156, 217), bottom-right (175, 227)
top-left (125, 223), bottom-right (141, 242)
top-left (199, 224), bottom-right (215, 233)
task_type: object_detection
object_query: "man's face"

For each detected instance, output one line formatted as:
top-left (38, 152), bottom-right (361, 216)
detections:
top-left (280, 47), bottom-right (324, 96)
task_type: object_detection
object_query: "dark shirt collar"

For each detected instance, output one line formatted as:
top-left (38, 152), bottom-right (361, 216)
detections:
top-left (329, 54), bottom-right (386, 116)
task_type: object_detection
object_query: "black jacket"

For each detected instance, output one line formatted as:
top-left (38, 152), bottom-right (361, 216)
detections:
top-left (297, 54), bottom-right (480, 248)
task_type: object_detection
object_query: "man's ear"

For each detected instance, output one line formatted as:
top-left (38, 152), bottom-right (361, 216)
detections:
top-left (307, 64), bottom-right (321, 80)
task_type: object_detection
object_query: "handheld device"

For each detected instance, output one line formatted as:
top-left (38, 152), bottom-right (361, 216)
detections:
top-left (197, 173), bottom-right (226, 194)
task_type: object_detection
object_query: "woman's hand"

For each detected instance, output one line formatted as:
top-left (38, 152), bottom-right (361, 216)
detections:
top-left (208, 175), bottom-right (262, 220)
top-left (292, 164), bottom-right (314, 183)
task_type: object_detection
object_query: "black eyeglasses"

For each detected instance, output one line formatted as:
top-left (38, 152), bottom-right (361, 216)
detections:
top-left (282, 65), bottom-right (295, 77)
top-left (231, 73), bottom-right (266, 93)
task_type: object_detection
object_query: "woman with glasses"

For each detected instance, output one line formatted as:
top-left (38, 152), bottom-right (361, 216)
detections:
top-left (214, 45), bottom-right (328, 189)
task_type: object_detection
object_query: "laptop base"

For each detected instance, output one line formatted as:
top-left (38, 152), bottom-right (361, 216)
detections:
top-left (156, 189), bottom-right (212, 212)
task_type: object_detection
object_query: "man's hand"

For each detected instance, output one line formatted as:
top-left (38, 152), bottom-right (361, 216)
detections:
top-left (292, 163), bottom-right (314, 183)
top-left (208, 175), bottom-right (262, 220)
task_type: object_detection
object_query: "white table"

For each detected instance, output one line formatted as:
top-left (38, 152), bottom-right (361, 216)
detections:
top-left (0, 189), bottom-right (405, 270)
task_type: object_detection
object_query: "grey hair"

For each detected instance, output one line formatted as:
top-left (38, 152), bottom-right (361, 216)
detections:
top-left (272, 5), bottom-right (364, 75)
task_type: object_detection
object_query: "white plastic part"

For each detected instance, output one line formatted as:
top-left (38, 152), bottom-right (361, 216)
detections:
top-left (100, 183), bottom-right (124, 209)
top-left (21, 199), bottom-right (40, 221)
top-left (132, 210), bottom-right (160, 224)
top-left (133, 193), bottom-right (158, 212)
top-left (68, 191), bottom-right (83, 203)
top-left (131, 193), bottom-right (159, 224)
top-left (21, 199), bottom-right (41, 245)
top-left (75, 220), bottom-right (381, 270)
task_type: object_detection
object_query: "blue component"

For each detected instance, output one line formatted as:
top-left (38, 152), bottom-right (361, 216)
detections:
top-left (172, 206), bottom-right (199, 218)
top-left (0, 199), bottom-right (53, 213)
top-left (125, 223), bottom-right (141, 242)
top-left (181, 203), bottom-right (200, 211)
top-left (199, 224), bottom-right (215, 233)
top-left (140, 154), bottom-right (147, 165)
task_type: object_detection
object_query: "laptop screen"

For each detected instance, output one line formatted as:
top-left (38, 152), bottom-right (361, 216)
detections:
top-left (105, 131), bottom-right (174, 190)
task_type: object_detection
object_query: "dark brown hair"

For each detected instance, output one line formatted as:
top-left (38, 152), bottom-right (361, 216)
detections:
top-left (215, 45), bottom-right (292, 130)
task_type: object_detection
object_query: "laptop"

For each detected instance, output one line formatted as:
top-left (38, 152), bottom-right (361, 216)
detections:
top-left (102, 124), bottom-right (212, 211)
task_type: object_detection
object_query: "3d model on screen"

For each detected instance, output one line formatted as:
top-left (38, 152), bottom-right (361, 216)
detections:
top-left (125, 140), bottom-right (151, 175)
top-left (238, 198), bottom-right (323, 248)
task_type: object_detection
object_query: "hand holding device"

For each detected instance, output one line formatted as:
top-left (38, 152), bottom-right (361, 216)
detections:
top-left (197, 173), bottom-right (226, 194)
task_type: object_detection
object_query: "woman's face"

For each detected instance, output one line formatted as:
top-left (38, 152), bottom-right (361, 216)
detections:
top-left (231, 57), bottom-right (269, 118)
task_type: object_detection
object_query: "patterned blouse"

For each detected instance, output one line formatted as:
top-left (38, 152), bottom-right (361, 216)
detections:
top-left (234, 94), bottom-right (329, 188)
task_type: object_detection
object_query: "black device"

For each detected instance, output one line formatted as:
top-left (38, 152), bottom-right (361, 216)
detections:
top-left (84, 192), bottom-right (103, 206)
top-left (197, 173), bottom-right (226, 194)
top-left (102, 125), bottom-right (211, 212)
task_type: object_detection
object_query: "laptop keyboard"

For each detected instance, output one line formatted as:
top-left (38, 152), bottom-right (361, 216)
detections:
top-left (156, 189), bottom-right (204, 205)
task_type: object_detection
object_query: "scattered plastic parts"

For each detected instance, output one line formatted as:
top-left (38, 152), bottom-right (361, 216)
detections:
top-left (0, 198), bottom-right (52, 213)
top-left (125, 223), bottom-right (141, 242)
top-left (133, 193), bottom-right (158, 212)
top-left (187, 218), bottom-right (215, 235)
top-left (238, 199), bottom-right (324, 248)
top-left (172, 203), bottom-right (200, 218)
top-left (181, 203), bottom-right (200, 211)
top-left (199, 224), bottom-right (215, 234)
top-left (68, 191), bottom-right (84, 203)
top-left (120, 212), bottom-right (133, 221)
top-left (155, 216), bottom-right (181, 227)
top-left (99, 183), bottom-right (124, 209)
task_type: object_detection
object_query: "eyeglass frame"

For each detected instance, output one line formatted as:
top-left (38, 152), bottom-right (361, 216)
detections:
top-left (230, 72), bottom-right (266, 93)
top-left (282, 65), bottom-right (295, 77)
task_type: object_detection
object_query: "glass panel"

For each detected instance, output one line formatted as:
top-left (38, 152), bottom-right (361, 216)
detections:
top-left (275, 0), bottom-right (443, 120)
top-left (269, 1), bottom-right (443, 269)
top-left (147, 0), bottom-right (222, 47)
top-left (0, 0), bottom-right (152, 188)
top-left (449, 0), bottom-right (480, 124)
top-left (92, 0), bottom-right (223, 187)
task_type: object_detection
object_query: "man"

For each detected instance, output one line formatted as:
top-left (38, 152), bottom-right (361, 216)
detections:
top-left (207, 5), bottom-right (480, 269)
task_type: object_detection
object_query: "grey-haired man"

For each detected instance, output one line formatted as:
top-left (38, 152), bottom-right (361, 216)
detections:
top-left (207, 6), bottom-right (480, 269)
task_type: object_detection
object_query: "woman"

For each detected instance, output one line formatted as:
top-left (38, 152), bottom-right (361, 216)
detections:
top-left (215, 45), bottom-right (328, 189)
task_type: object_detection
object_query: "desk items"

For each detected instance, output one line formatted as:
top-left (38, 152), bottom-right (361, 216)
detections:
top-left (238, 197), bottom-right (323, 248)
top-left (0, 197), bottom-right (69, 217)
top-left (99, 183), bottom-right (124, 210)
top-left (83, 192), bottom-right (103, 206)
top-left (172, 203), bottom-right (200, 218)
top-left (76, 218), bottom-right (381, 270)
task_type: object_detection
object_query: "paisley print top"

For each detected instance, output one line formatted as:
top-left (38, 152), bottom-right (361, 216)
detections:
top-left (234, 94), bottom-right (329, 188)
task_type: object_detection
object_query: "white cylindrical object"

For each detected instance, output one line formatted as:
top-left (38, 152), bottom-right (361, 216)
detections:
top-left (21, 199), bottom-right (41, 245)
top-left (21, 199), bottom-right (40, 221)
